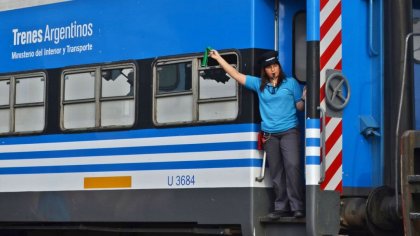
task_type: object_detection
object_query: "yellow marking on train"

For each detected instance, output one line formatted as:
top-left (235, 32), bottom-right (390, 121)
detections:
top-left (84, 176), bottom-right (132, 189)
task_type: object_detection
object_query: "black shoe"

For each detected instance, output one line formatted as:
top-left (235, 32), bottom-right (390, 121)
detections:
top-left (267, 210), bottom-right (291, 220)
top-left (293, 210), bottom-right (305, 218)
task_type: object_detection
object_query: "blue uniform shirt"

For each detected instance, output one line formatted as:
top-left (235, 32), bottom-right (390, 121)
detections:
top-left (245, 75), bottom-right (302, 133)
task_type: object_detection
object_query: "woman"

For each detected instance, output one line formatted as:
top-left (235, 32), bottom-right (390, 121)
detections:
top-left (209, 49), bottom-right (305, 219)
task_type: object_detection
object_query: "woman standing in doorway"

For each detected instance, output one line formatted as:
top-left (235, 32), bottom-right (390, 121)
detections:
top-left (209, 49), bottom-right (306, 219)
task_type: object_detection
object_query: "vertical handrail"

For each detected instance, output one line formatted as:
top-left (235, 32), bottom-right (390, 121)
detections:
top-left (318, 106), bottom-right (326, 182)
top-left (396, 32), bottom-right (420, 218)
top-left (255, 151), bottom-right (267, 182)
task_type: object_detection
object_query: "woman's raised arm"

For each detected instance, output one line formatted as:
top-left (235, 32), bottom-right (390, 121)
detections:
top-left (209, 49), bottom-right (246, 85)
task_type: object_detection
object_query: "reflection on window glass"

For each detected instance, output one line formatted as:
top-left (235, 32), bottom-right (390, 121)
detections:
top-left (64, 72), bottom-right (95, 100)
top-left (157, 62), bottom-right (191, 93)
top-left (16, 77), bottom-right (44, 104)
top-left (102, 68), bottom-right (134, 97)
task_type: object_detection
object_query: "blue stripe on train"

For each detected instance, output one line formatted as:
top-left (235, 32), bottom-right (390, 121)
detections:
top-left (0, 158), bottom-right (262, 175)
top-left (0, 141), bottom-right (257, 160)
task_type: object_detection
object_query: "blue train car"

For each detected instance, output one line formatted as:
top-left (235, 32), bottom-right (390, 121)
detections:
top-left (0, 0), bottom-right (418, 235)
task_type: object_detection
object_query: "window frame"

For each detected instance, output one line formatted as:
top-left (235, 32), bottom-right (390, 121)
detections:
top-left (0, 72), bottom-right (46, 135)
top-left (152, 51), bottom-right (239, 126)
top-left (60, 62), bottom-right (137, 131)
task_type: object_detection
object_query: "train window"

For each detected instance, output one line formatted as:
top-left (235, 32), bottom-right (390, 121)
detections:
top-left (414, 15), bottom-right (420, 63)
top-left (101, 68), bottom-right (135, 126)
top-left (153, 52), bottom-right (238, 125)
top-left (155, 60), bottom-right (194, 124)
top-left (61, 63), bottom-right (135, 130)
top-left (0, 73), bottom-right (46, 135)
top-left (293, 12), bottom-right (307, 82)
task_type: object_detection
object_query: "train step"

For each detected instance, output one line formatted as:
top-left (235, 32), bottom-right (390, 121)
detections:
top-left (409, 212), bottom-right (420, 220)
top-left (259, 216), bottom-right (306, 236)
top-left (407, 175), bottom-right (420, 183)
top-left (401, 131), bottom-right (420, 236)
top-left (407, 175), bottom-right (420, 193)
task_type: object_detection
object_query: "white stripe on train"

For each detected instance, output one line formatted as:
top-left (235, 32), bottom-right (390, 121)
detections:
top-left (0, 132), bottom-right (258, 153)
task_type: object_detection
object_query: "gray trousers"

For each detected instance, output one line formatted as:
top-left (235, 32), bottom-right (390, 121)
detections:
top-left (263, 128), bottom-right (304, 212)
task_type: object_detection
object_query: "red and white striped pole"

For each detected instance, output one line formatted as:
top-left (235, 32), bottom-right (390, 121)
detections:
top-left (319, 0), bottom-right (343, 193)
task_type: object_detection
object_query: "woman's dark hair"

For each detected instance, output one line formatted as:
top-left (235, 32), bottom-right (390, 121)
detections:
top-left (259, 62), bottom-right (286, 92)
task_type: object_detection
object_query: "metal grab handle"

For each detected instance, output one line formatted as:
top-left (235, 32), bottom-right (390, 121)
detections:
top-left (255, 151), bottom-right (267, 182)
top-left (318, 106), bottom-right (326, 183)
top-left (368, 0), bottom-right (378, 56)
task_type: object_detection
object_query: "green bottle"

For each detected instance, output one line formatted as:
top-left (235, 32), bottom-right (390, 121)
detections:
top-left (201, 46), bottom-right (212, 67)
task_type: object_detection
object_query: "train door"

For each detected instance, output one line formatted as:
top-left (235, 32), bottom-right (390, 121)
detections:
top-left (414, 4), bottom-right (420, 129)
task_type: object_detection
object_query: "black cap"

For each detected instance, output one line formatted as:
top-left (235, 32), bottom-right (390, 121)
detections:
top-left (258, 51), bottom-right (279, 68)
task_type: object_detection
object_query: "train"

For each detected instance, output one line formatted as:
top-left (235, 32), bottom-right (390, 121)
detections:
top-left (0, 0), bottom-right (419, 235)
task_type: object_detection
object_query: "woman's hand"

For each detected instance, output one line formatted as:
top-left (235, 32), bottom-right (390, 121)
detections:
top-left (209, 49), bottom-right (221, 60)
top-left (301, 86), bottom-right (307, 101)
top-left (296, 86), bottom-right (306, 111)
top-left (208, 48), bottom-right (246, 85)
